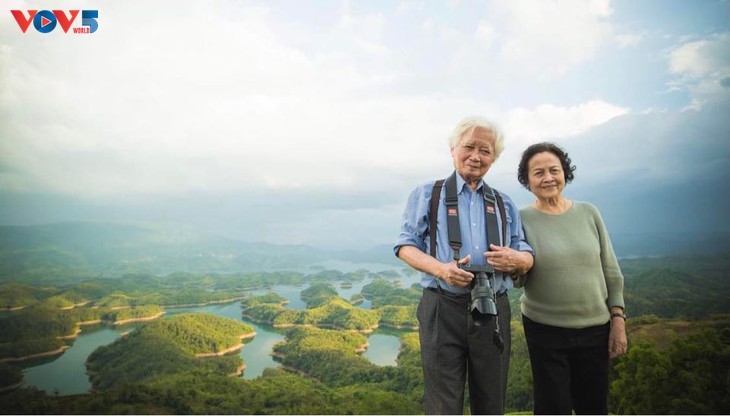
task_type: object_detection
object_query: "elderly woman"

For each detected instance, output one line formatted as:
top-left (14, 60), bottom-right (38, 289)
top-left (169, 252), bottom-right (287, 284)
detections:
top-left (516, 142), bottom-right (627, 415)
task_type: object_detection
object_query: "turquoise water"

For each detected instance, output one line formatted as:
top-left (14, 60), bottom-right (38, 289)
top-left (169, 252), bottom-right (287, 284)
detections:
top-left (20, 275), bottom-right (413, 394)
top-left (166, 302), bottom-right (287, 380)
top-left (22, 325), bottom-right (135, 395)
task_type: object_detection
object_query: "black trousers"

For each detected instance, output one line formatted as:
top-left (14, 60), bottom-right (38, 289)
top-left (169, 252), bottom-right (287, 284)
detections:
top-left (522, 315), bottom-right (610, 415)
top-left (418, 288), bottom-right (511, 415)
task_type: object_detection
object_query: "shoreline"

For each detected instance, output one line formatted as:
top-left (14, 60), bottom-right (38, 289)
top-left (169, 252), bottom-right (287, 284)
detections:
top-left (0, 381), bottom-right (24, 393)
top-left (163, 297), bottom-right (248, 309)
top-left (195, 343), bottom-right (244, 358)
top-left (0, 345), bottom-right (70, 363)
top-left (1, 312), bottom-right (167, 362)
top-left (379, 322), bottom-right (419, 331)
top-left (195, 332), bottom-right (256, 358)
top-left (229, 363), bottom-right (246, 377)
top-left (59, 301), bottom-right (91, 310)
top-left (113, 311), bottom-right (166, 325)
top-left (241, 313), bottom-right (378, 334)
top-left (57, 326), bottom-right (82, 340)
top-left (268, 354), bottom-right (321, 383)
top-left (0, 305), bottom-right (27, 312)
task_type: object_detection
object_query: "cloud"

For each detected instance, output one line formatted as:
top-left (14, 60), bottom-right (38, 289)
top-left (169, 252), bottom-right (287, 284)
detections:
top-left (489, 0), bottom-right (614, 78)
top-left (566, 100), bottom-right (730, 185)
top-left (3, 0), bottom-right (727, 250)
top-left (667, 32), bottom-right (730, 105)
top-left (0, 0), bottom-right (628, 198)
top-left (669, 33), bottom-right (730, 77)
top-left (504, 100), bottom-right (629, 142)
top-left (0, 1), bottom-right (405, 196)
top-left (561, 100), bottom-right (730, 235)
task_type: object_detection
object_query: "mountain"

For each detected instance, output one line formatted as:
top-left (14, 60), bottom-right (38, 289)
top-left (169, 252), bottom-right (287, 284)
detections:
top-left (2, 220), bottom-right (725, 284)
top-left (0, 221), bottom-right (342, 283)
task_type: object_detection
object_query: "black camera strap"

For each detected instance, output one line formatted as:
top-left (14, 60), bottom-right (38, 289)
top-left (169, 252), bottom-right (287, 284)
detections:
top-left (430, 171), bottom-right (506, 261)
top-left (429, 171), bottom-right (508, 353)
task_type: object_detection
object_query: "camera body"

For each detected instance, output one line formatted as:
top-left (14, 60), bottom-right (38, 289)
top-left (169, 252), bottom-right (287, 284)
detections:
top-left (458, 263), bottom-right (498, 326)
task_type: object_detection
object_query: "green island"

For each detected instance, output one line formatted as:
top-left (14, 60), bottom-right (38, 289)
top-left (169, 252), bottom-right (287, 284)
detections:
top-left (241, 281), bottom-right (418, 331)
top-left (0, 252), bottom-right (728, 414)
top-left (86, 313), bottom-right (254, 389)
top-left (242, 283), bottom-right (380, 332)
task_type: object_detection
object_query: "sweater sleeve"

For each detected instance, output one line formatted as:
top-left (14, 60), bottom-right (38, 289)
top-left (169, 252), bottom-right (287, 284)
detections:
top-left (591, 204), bottom-right (625, 309)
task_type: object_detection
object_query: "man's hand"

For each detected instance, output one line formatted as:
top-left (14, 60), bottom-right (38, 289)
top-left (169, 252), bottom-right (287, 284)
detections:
top-left (436, 254), bottom-right (475, 288)
top-left (484, 244), bottom-right (534, 275)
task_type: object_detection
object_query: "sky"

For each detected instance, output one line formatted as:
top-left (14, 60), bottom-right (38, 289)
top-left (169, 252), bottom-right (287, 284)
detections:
top-left (1, 0), bottom-right (729, 250)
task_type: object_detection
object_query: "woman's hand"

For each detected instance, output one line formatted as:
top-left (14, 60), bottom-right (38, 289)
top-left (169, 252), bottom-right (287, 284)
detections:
top-left (609, 314), bottom-right (628, 358)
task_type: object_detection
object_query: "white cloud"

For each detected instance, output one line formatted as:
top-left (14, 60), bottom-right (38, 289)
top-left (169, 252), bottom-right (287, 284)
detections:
top-left (489, 100), bottom-right (629, 178)
top-left (475, 21), bottom-right (496, 47)
top-left (0, 0), bottom-right (713, 204)
top-left (504, 100), bottom-right (629, 143)
top-left (397, 1), bottom-right (424, 13)
top-left (667, 32), bottom-right (730, 104)
top-left (669, 34), bottom-right (729, 77)
top-left (490, 0), bottom-right (614, 78)
top-left (421, 18), bottom-right (434, 31)
top-left (0, 1), bottom-right (407, 196)
top-left (335, 11), bottom-right (391, 58)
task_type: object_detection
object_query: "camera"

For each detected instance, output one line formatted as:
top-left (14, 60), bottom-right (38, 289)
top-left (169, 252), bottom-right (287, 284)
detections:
top-left (458, 263), bottom-right (497, 326)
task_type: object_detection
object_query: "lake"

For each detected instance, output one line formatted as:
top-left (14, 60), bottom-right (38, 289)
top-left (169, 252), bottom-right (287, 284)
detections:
top-left (20, 267), bottom-right (418, 395)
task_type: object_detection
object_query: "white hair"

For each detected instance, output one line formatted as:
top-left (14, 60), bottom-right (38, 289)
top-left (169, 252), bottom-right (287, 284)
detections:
top-left (448, 116), bottom-right (505, 159)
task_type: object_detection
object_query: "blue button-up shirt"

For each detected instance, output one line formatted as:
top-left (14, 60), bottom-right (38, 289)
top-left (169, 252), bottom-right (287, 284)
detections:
top-left (394, 173), bottom-right (534, 295)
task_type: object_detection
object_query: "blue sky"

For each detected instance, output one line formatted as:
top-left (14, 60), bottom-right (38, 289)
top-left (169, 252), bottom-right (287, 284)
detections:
top-left (1, 0), bottom-right (728, 249)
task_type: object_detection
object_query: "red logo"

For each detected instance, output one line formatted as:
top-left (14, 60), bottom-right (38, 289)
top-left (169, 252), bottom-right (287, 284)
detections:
top-left (11, 10), bottom-right (97, 34)
top-left (447, 208), bottom-right (457, 216)
top-left (487, 206), bottom-right (495, 214)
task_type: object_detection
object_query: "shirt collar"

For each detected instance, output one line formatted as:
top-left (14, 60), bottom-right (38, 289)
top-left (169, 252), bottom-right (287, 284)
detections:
top-left (455, 172), bottom-right (484, 195)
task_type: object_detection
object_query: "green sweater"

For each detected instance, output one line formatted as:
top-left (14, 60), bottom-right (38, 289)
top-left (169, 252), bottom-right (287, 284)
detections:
top-left (518, 201), bottom-right (625, 329)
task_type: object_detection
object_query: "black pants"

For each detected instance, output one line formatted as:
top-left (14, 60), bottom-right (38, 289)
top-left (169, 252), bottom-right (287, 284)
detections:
top-left (522, 315), bottom-right (610, 415)
top-left (418, 288), bottom-right (511, 415)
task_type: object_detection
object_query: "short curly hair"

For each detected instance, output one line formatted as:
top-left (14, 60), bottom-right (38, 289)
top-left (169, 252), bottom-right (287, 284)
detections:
top-left (517, 142), bottom-right (576, 189)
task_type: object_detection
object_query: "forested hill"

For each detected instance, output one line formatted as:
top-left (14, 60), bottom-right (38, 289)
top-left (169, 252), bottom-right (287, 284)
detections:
top-left (611, 231), bottom-right (730, 258)
top-left (0, 222), bottom-right (378, 283)
top-left (620, 253), bottom-right (730, 319)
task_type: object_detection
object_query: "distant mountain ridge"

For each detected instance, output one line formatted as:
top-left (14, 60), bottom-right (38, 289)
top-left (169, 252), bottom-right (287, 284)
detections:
top-left (1, 221), bottom-right (726, 284)
top-left (0, 221), bottom-right (395, 283)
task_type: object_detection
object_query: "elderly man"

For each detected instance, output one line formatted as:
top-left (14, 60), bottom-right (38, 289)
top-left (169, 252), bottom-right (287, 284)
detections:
top-left (394, 116), bottom-right (534, 415)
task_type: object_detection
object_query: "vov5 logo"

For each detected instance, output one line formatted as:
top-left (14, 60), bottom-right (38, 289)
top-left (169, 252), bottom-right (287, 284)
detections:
top-left (11, 10), bottom-right (98, 34)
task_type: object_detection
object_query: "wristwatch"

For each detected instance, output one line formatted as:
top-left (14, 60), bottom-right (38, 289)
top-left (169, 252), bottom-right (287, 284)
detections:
top-left (611, 312), bottom-right (627, 321)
